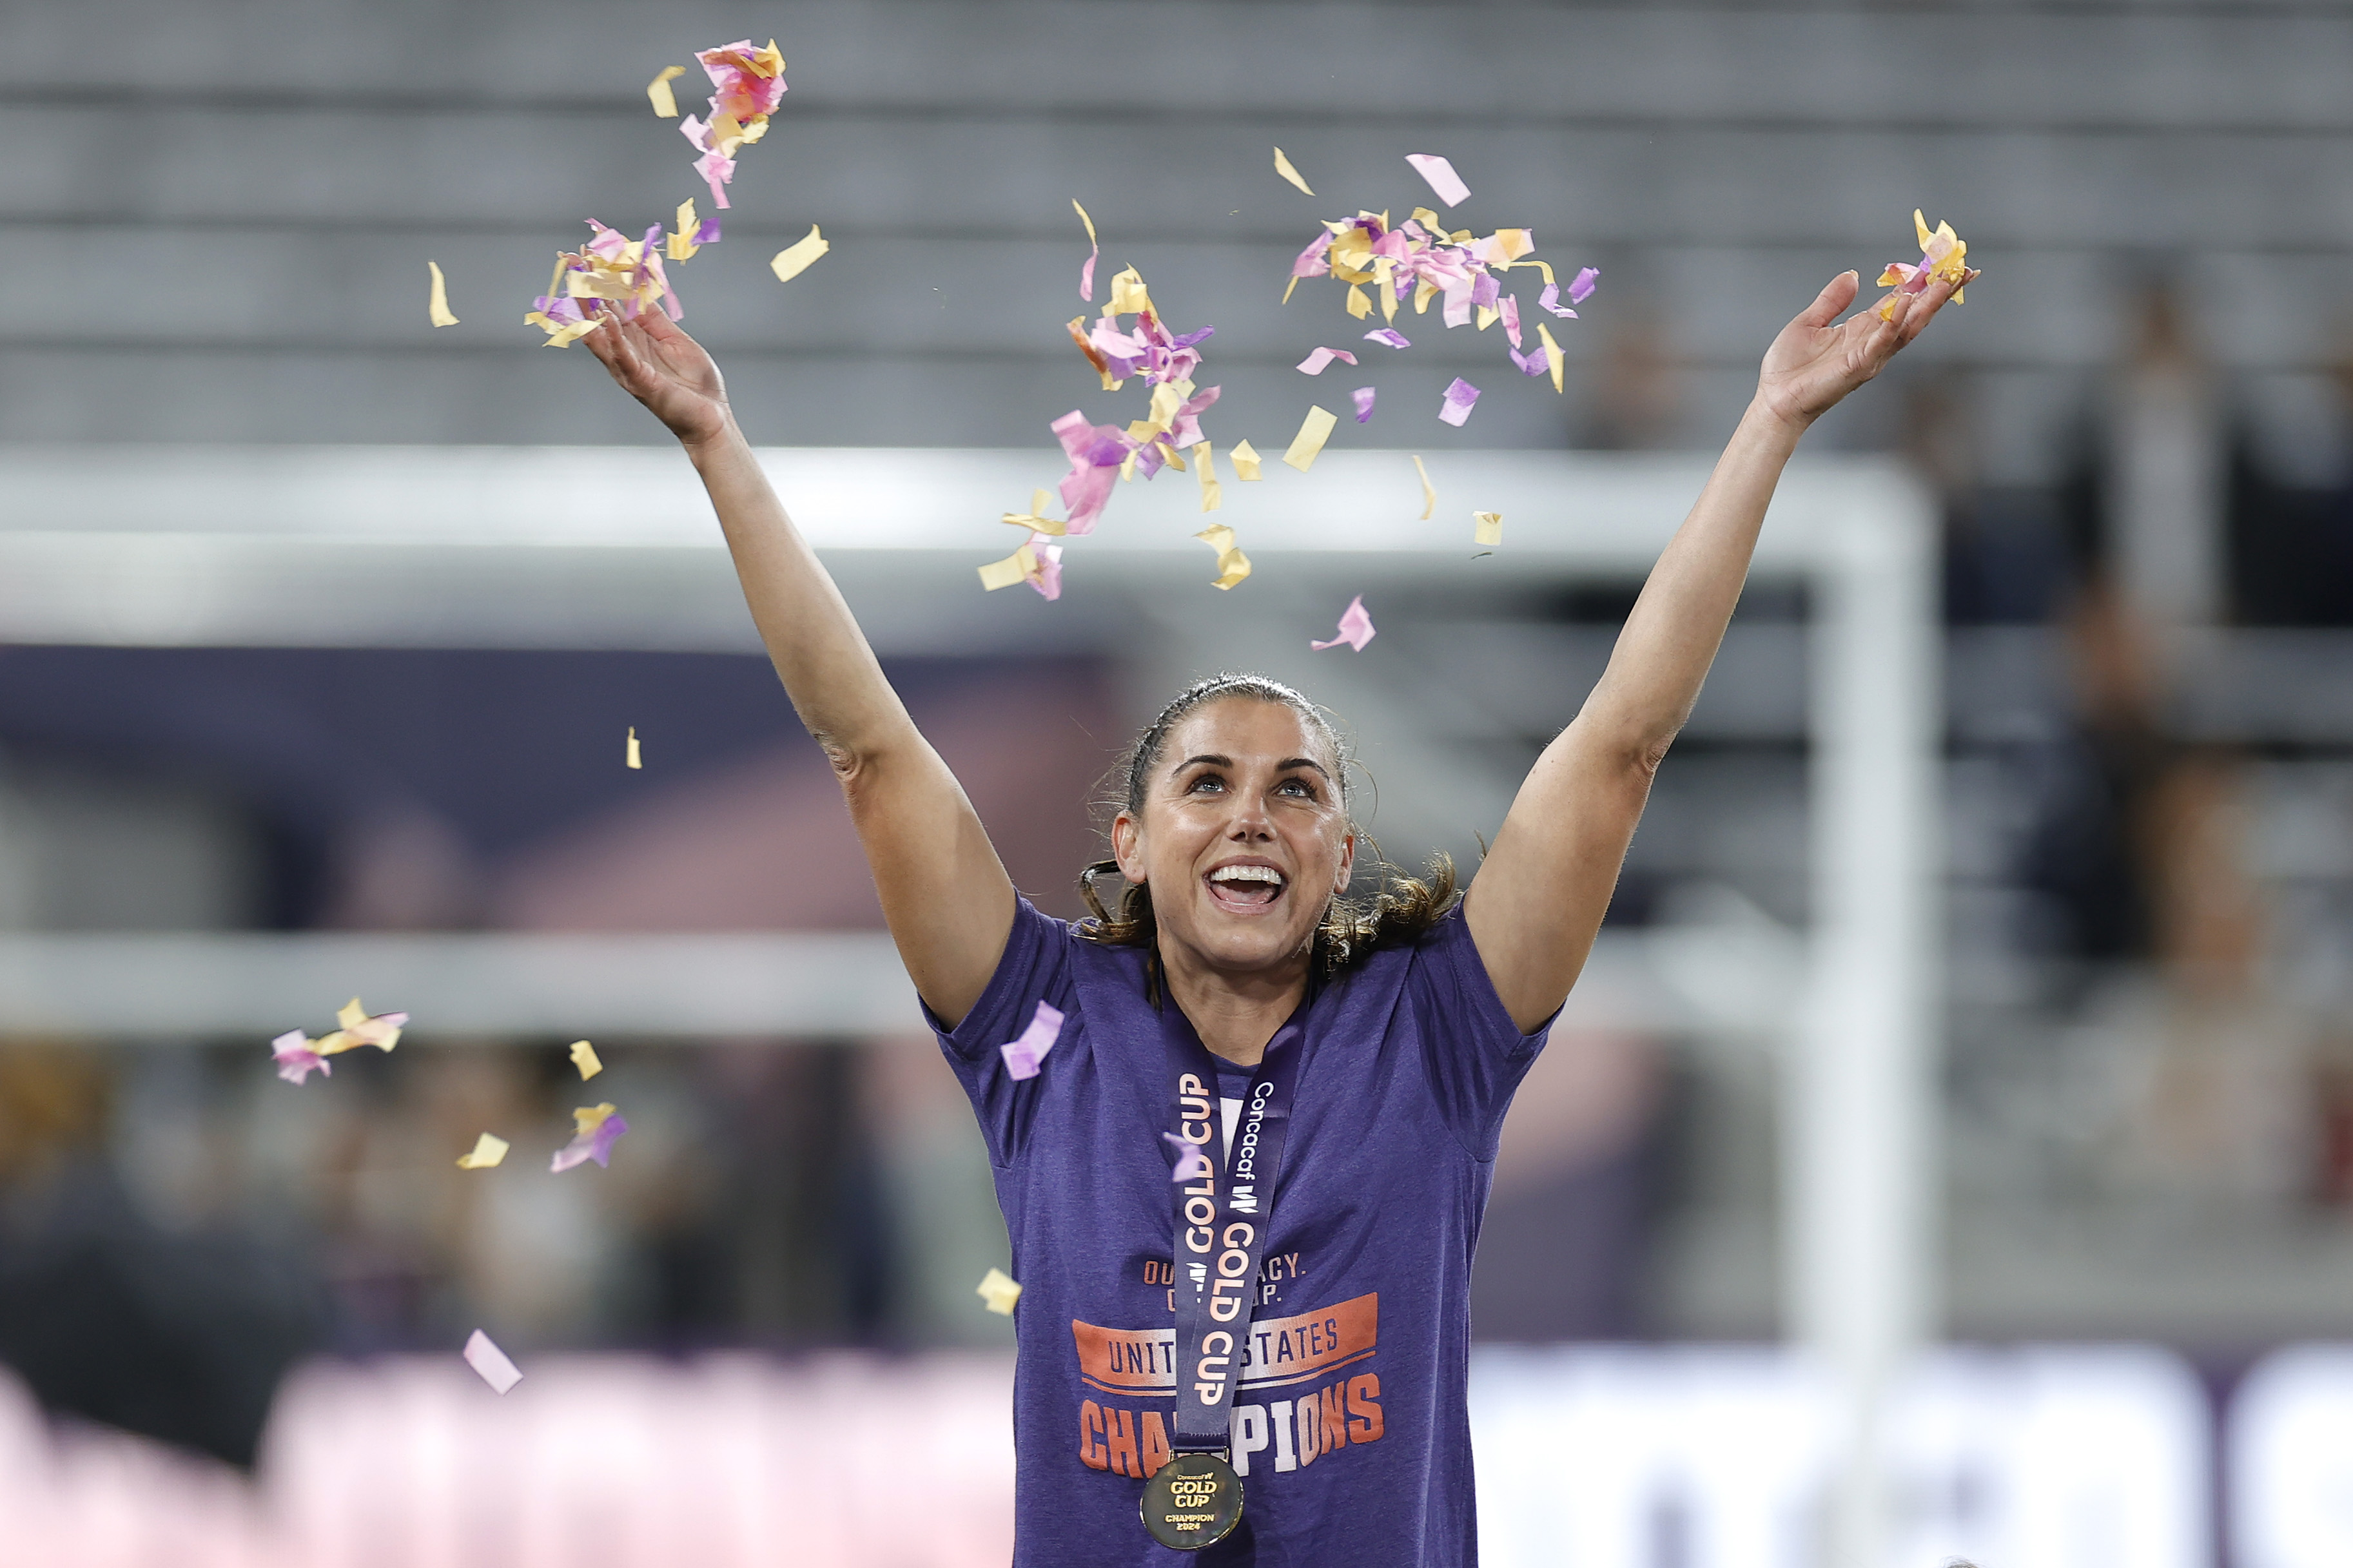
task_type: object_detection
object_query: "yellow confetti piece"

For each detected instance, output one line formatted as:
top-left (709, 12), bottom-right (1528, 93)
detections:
top-left (1107, 266), bottom-right (1153, 317)
top-left (979, 543), bottom-right (1039, 591)
top-left (1195, 525), bottom-right (1251, 590)
top-left (1537, 323), bottom-right (1565, 394)
top-left (770, 226), bottom-right (830, 284)
top-left (315, 998), bottom-right (405, 1056)
top-left (1282, 405), bottom-right (1338, 472)
top-left (1413, 455), bottom-right (1436, 521)
top-left (456, 1132), bottom-right (509, 1170)
top-left (1229, 440), bottom-right (1263, 481)
top-left (1474, 511), bottom-right (1503, 547)
top-left (1194, 441), bottom-right (1222, 512)
top-left (1413, 278), bottom-right (1438, 315)
top-left (570, 1040), bottom-right (602, 1080)
top-left (1072, 198), bottom-right (1097, 247)
top-left (427, 261), bottom-right (458, 327)
top-left (666, 198), bottom-right (703, 262)
top-left (1345, 283), bottom-right (1372, 320)
top-left (626, 727), bottom-right (642, 769)
top-left (1273, 146), bottom-right (1314, 196)
top-left (647, 64), bottom-right (686, 117)
top-left (977, 1266), bottom-right (1022, 1315)
top-left (573, 1103), bottom-right (618, 1137)
top-left (1002, 487), bottom-right (1067, 536)
top-left (1475, 304), bottom-right (1499, 332)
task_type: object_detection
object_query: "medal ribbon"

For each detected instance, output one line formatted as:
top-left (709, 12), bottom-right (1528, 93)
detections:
top-left (1163, 1009), bottom-right (1304, 1455)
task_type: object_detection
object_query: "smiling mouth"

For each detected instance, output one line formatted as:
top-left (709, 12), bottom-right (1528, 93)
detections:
top-left (1205, 864), bottom-right (1287, 911)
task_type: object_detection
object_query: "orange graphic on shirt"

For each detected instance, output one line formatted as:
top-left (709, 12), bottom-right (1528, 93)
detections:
top-left (1071, 1292), bottom-right (1378, 1397)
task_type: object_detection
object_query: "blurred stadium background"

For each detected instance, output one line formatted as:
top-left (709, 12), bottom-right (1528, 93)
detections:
top-left (5, 1), bottom-right (2353, 1564)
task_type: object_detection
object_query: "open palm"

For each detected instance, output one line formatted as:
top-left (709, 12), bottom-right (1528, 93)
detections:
top-left (582, 306), bottom-right (734, 448)
top-left (1756, 267), bottom-right (1975, 429)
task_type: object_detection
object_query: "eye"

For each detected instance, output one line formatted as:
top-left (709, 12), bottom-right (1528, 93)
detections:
top-left (1277, 777), bottom-right (1316, 799)
top-left (1186, 773), bottom-right (1225, 794)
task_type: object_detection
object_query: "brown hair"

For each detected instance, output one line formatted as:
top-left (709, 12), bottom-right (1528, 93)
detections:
top-left (1075, 673), bottom-right (1457, 992)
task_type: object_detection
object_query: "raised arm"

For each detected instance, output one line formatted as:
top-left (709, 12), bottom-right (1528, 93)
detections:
top-left (1466, 268), bottom-right (1968, 1031)
top-left (585, 307), bottom-right (1013, 1025)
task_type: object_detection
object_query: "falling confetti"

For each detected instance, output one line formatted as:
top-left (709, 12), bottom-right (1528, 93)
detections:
top-left (570, 1040), bottom-right (603, 1080)
top-left (627, 727), bottom-right (642, 769)
top-left (1875, 210), bottom-right (1972, 320)
top-left (464, 1330), bottom-right (524, 1394)
top-left (646, 64), bottom-right (686, 117)
top-left (456, 1133), bottom-right (510, 1170)
top-left (1311, 595), bottom-right (1376, 652)
top-left (1195, 525), bottom-right (1252, 590)
top-left (1072, 198), bottom-right (1099, 301)
top-left (1412, 454), bottom-right (1436, 521)
top-left (976, 1267), bottom-right (1022, 1315)
top-left (769, 224), bottom-right (828, 283)
top-left (551, 1104), bottom-right (630, 1172)
top-left (426, 262), bottom-right (458, 327)
top-left (1352, 387), bottom-right (1376, 424)
top-left (1282, 405), bottom-right (1338, 472)
top-left (1229, 440), bottom-right (1263, 481)
top-left (1404, 153), bottom-right (1471, 207)
top-left (1474, 511), bottom-right (1503, 547)
top-left (1439, 377), bottom-right (1481, 427)
top-left (1296, 347), bottom-right (1358, 376)
top-left (1273, 147), bottom-right (1314, 196)
top-left (999, 1000), bottom-right (1065, 1079)
top-left (677, 39), bottom-right (787, 208)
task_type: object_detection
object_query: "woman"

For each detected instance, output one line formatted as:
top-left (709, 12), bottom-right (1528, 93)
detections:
top-left (585, 263), bottom-right (1964, 1565)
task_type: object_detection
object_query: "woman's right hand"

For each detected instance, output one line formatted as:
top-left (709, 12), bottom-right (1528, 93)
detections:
top-left (582, 305), bottom-right (735, 450)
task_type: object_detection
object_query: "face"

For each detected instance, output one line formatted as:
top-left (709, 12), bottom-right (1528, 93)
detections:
top-left (1111, 698), bottom-right (1354, 978)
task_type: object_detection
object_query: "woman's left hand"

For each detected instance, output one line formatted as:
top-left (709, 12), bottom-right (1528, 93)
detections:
top-left (1754, 266), bottom-right (1977, 430)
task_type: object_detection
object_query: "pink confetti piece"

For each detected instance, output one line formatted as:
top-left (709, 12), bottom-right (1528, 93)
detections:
top-left (1310, 594), bottom-right (1376, 652)
top-left (1073, 199), bottom-right (1099, 302)
top-left (999, 1000), bottom-right (1065, 1081)
top-left (462, 1330), bottom-right (523, 1395)
top-left (550, 1105), bottom-right (630, 1172)
top-left (1405, 153), bottom-right (1470, 208)
top-left (1363, 328), bottom-right (1411, 349)
top-left (1163, 1131), bottom-right (1215, 1183)
top-left (1500, 295), bottom-right (1523, 349)
top-left (1296, 346), bottom-right (1360, 375)
top-left (1439, 377), bottom-right (1481, 427)
top-left (271, 1029), bottom-right (329, 1085)
top-left (1351, 386), bottom-right (1376, 423)
top-left (1028, 537), bottom-right (1064, 600)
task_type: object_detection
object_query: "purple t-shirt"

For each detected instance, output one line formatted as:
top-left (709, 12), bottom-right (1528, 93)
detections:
top-left (929, 896), bottom-right (1552, 1567)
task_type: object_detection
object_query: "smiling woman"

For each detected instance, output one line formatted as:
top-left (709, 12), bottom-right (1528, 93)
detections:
top-left (580, 258), bottom-right (1968, 1567)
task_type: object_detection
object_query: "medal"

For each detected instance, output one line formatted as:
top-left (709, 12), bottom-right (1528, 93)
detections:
top-left (1141, 1451), bottom-right (1244, 1550)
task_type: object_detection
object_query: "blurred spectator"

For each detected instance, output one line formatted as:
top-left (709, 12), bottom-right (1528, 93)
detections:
top-left (2227, 325), bottom-right (2353, 627)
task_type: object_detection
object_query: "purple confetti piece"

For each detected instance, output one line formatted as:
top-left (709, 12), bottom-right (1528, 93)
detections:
top-left (1000, 1000), bottom-right (1065, 1081)
top-left (693, 217), bottom-right (723, 244)
top-left (462, 1330), bottom-right (523, 1395)
top-left (1363, 328), bottom-right (1411, 349)
top-left (1404, 153), bottom-right (1470, 207)
top-left (1311, 594), bottom-right (1376, 652)
top-left (1568, 266), bottom-right (1599, 305)
top-left (1163, 1131), bottom-right (1214, 1183)
top-left (1439, 378), bottom-right (1481, 427)
top-left (1352, 386), bottom-right (1376, 423)
top-left (1501, 295), bottom-right (1523, 349)
top-left (1536, 282), bottom-right (1577, 319)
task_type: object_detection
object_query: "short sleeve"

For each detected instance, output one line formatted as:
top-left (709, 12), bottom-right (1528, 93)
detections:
top-left (1405, 904), bottom-right (1554, 1161)
top-left (923, 895), bottom-right (1076, 1168)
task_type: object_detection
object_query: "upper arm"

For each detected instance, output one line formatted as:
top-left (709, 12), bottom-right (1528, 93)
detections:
top-left (1463, 714), bottom-right (1660, 1033)
top-left (832, 733), bottom-right (1018, 1029)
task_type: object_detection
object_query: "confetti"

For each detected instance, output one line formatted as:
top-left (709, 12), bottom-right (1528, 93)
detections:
top-left (1538, 267), bottom-right (1599, 318)
top-left (570, 1040), bottom-right (603, 1079)
top-left (769, 225), bottom-right (828, 284)
top-left (1537, 322), bottom-right (1566, 394)
top-left (1040, 266), bottom-right (1222, 536)
top-left (427, 262), bottom-right (458, 327)
top-left (1195, 525), bottom-right (1252, 590)
top-left (271, 1030), bottom-right (329, 1085)
top-left (456, 1133), bottom-right (509, 1170)
top-left (1311, 595), bottom-right (1376, 652)
top-left (551, 1104), bottom-right (630, 1172)
top-left (627, 727), bottom-right (642, 769)
top-left (1404, 153), bottom-right (1470, 208)
top-left (1273, 147), bottom-right (1315, 196)
top-left (1229, 440), bottom-right (1263, 481)
top-left (1164, 1131), bottom-right (1215, 1183)
top-left (463, 1330), bottom-right (523, 1395)
top-left (1875, 209), bottom-right (1971, 320)
top-left (1001, 487), bottom-right (1068, 536)
top-left (320, 998), bottom-right (407, 1056)
top-left (1352, 387), bottom-right (1376, 423)
top-left (1194, 441), bottom-right (1222, 512)
top-left (646, 64), bottom-right (686, 117)
top-left (979, 541), bottom-right (1039, 591)
top-left (1282, 405), bottom-right (1338, 472)
top-left (1296, 346), bottom-right (1358, 376)
top-left (676, 39), bottom-right (787, 208)
top-left (999, 1000), bottom-right (1065, 1079)
top-left (1363, 327), bottom-right (1411, 349)
top-left (527, 222), bottom-right (676, 345)
top-left (1439, 377), bottom-right (1481, 427)
top-left (1474, 511), bottom-right (1503, 547)
top-left (1073, 198), bottom-right (1098, 301)
top-left (665, 197), bottom-right (719, 262)
top-left (976, 1267), bottom-right (1022, 1315)
top-left (1413, 454), bottom-right (1436, 520)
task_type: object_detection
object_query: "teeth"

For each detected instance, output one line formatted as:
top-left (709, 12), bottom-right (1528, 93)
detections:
top-left (1210, 866), bottom-right (1284, 885)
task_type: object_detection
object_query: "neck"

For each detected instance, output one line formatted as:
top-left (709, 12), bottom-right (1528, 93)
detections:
top-left (1158, 938), bottom-right (1310, 1067)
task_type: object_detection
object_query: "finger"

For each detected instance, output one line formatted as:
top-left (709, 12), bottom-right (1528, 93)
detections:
top-left (1794, 271), bottom-right (1859, 329)
top-left (1894, 276), bottom-right (1960, 345)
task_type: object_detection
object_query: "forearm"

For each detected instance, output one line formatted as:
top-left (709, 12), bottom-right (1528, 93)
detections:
top-left (1577, 394), bottom-right (1806, 759)
top-left (685, 423), bottom-right (919, 764)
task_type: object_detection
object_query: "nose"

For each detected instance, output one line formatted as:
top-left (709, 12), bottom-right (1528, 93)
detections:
top-left (1224, 796), bottom-right (1274, 842)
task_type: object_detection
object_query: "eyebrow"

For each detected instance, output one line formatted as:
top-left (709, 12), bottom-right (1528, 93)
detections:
top-left (1171, 753), bottom-right (1331, 778)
